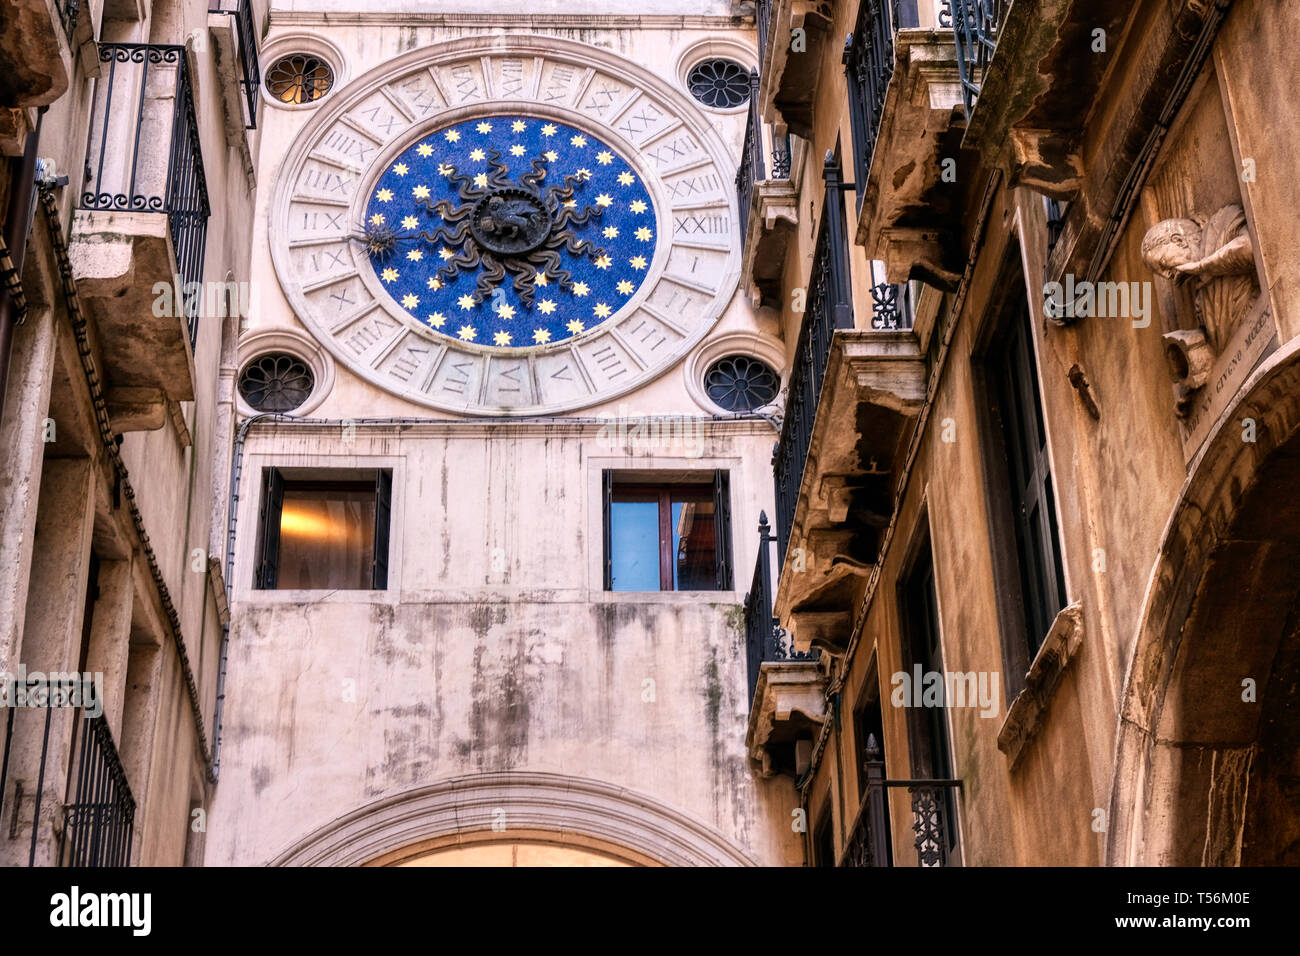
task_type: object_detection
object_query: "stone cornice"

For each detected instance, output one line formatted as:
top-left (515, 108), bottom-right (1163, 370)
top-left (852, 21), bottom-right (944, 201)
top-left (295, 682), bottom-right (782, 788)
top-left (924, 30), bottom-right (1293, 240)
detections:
top-left (238, 414), bottom-right (776, 440)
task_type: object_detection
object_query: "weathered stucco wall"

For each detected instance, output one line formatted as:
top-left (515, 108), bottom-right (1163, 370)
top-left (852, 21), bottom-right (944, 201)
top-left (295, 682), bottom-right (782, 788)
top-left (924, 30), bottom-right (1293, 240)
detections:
top-left (787, 0), bottom-right (1298, 867)
top-left (209, 425), bottom-right (799, 865)
top-left (211, 10), bottom-right (799, 866)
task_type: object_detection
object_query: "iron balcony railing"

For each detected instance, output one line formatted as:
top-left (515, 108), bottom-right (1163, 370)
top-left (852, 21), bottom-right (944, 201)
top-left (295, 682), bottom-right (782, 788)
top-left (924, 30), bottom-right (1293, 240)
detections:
top-left (1, 692), bottom-right (136, 867)
top-left (843, 0), bottom-right (899, 215)
top-left (743, 512), bottom-right (817, 705)
top-left (82, 43), bottom-right (211, 349)
top-left (949, 0), bottom-right (1005, 116)
top-left (772, 153), bottom-right (855, 566)
top-left (736, 70), bottom-right (793, 242)
top-left (62, 713), bottom-right (137, 867)
top-left (841, 735), bottom-right (961, 867)
top-left (757, 0), bottom-right (775, 68)
top-left (771, 157), bottom-right (914, 565)
top-left (210, 0), bottom-right (262, 129)
top-left (737, 71), bottom-right (762, 242)
top-left (1045, 196), bottom-right (1065, 251)
top-left (870, 279), bottom-right (914, 330)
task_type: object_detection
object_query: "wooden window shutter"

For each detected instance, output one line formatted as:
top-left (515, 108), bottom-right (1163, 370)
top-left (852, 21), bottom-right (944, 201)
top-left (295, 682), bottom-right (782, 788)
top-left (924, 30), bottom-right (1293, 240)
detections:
top-left (713, 469), bottom-right (733, 591)
top-left (372, 469), bottom-right (393, 590)
top-left (602, 469), bottom-right (614, 590)
top-left (255, 467), bottom-right (285, 589)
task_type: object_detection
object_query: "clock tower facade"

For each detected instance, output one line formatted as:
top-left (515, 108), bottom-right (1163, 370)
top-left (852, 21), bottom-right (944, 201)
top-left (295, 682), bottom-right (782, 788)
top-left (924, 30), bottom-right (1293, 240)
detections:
top-left (209, 2), bottom-right (799, 867)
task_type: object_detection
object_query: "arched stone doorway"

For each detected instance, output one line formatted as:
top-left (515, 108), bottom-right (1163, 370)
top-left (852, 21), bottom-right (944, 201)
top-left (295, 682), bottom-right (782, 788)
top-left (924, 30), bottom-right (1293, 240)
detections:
top-left (269, 771), bottom-right (758, 867)
top-left (1109, 341), bottom-right (1300, 865)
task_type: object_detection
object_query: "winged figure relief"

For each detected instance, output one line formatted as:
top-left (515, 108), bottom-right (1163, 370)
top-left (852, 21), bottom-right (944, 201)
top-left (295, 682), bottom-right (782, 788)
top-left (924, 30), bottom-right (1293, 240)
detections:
top-left (1141, 203), bottom-right (1259, 354)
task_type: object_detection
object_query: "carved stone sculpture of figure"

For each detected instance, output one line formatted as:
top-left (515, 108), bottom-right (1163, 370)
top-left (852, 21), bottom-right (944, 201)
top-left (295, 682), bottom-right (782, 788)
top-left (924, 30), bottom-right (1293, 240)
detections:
top-left (1141, 203), bottom-right (1258, 354)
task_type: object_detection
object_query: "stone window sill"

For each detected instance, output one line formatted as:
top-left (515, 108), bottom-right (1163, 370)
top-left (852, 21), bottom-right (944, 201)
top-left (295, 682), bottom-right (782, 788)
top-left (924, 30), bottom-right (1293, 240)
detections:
top-left (996, 601), bottom-right (1084, 769)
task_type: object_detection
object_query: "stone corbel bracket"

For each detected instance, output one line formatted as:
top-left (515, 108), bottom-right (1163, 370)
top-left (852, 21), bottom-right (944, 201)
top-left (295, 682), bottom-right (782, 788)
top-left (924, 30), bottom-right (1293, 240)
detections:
top-left (855, 30), bottom-right (966, 292)
top-left (997, 601), bottom-right (1085, 770)
top-left (745, 661), bottom-right (828, 777)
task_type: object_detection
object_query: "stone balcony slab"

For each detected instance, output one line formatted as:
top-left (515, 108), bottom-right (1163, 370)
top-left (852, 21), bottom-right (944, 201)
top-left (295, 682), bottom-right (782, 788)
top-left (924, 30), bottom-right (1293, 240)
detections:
top-left (0, 0), bottom-right (76, 112)
top-left (854, 30), bottom-right (966, 291)
top-left (68, 210), bottom-right (197, 420)
top-left (745, 660), bottom-right (826, 778)
top-left (774, 328), bottom-right (926, 652)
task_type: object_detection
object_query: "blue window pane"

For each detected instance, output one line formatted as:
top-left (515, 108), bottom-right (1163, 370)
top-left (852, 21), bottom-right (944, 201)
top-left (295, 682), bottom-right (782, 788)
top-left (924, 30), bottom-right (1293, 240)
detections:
top-left (610, 501), bottom-right (660, 591)
top-left (672, 499), bottom-right (719, 591)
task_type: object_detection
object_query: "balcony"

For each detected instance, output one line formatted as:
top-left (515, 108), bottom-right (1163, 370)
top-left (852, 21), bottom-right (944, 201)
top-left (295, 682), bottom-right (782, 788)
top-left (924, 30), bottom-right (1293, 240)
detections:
top-left (949, 0), bottom-right (1230, 297)
top-left (755, 0), bottom-right (838, 139)
top-left (840, 735), bottom-right (961, 866)
top-left (737, 70), bottom-right (798, 306)
top-left (847, 0), bottom-right (966, 291)
top-left (950, 0), bottom-right (1132, 201)
top-left (209, 0), bottom-right (262, 131)
top-left (771, 155), bottom-right (926, 654)
top-left (1, 702), bottom-right (136, 867)
top-left (0, 0), bottom-right (84, 126)
top-left (69, 43), bottom-right (210, 430)
top-left (743, 512), bottom-right (825, 778)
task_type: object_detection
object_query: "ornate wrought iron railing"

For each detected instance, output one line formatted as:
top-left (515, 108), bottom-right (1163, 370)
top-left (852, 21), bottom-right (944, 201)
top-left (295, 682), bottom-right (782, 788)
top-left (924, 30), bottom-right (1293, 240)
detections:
top-left (842, 734), bottom-right (961, 867)
top-left (61, 714), bottom-right (136, 867)
top-left (736, 70), bottom-right (793, 243)
top-left (772, 153), bottom-right (854, 566)
top-left (843, 0), bottom-right (898, 214)
top-left (0, 690), bottom-right (135, 867)
top-left (83, 43), bottom-right (211, 348)
top-left (757, 0), bottom-right (775, 67)
top-left (1045, 196), bottom-right (1065, 251)
top-left (55, 0), bottom-right (81, 41)
top-left (870, 280), bottom-right (914, 330)
top-left (949, 0), bottom-right (1005, 116)
top-left (210, 0), bottom-right (262, 129)
top-left (743, 512), bottom-right (817, 705)
top-left (737, 71), bottom-right (762, 242)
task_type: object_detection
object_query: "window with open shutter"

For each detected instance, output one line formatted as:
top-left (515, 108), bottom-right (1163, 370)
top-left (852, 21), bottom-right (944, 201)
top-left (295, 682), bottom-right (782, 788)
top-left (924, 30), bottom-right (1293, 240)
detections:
top-left (713, 469), bottom-right (733, 591)
top-left (604, 473), bottom-right (727, 592)
top-left (254, 467), bottom-right (393, 591)
top-left (372, 469), bottom-right (392, 590)
top-left (255, 467), bottom-right (285, 589)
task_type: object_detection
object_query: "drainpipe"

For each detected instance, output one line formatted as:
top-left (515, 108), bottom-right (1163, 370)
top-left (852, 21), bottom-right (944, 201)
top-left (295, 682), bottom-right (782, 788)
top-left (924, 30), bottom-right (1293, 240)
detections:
top-left (0, 108), bottom-right (44, 424)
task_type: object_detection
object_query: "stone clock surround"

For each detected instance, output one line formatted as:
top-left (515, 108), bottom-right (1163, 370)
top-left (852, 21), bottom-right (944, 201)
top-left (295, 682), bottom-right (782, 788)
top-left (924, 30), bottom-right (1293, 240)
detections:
top-left (270, 35), bottom-right (744, 417)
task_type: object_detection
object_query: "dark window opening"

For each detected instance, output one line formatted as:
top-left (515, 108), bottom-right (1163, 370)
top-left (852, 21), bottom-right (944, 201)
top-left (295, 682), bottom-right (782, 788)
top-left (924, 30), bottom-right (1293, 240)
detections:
top-left (255, 468), bottom-right (392, 590)
top-left (853, 678), bottom-right (894, 866)
top-left (813, 806), bottom-right (836, 867)
top-left (900, 534), bottom-right (958, 861)
top-left (602, 471), bottom-right (732, 592)
top-left (986, 302), bottom-right (1067, 661)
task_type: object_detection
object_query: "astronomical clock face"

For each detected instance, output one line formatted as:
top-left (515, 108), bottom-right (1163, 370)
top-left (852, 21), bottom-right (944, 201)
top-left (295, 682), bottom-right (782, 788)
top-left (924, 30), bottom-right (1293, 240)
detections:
top-left (271, 38), bottom-right (741, 415)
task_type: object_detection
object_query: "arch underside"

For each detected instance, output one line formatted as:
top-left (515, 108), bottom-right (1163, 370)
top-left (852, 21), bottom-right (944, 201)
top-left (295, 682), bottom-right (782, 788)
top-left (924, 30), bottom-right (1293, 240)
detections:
top-left (269, 771), bottom-right (758, 868)
top-left (1110, 342), bottom-right (1300, 865)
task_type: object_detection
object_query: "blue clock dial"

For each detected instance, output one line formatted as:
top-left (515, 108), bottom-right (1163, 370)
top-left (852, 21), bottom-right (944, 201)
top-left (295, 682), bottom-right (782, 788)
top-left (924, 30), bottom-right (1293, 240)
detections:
top-left (361, 115), bottom-right (658, 349)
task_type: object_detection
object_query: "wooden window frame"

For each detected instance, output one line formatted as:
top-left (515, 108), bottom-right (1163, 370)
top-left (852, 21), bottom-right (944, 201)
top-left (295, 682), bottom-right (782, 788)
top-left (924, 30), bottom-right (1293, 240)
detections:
top-left (601, 471), bottom-right (733, 592)
top-left (972, 254), bottom-right (1067, 694)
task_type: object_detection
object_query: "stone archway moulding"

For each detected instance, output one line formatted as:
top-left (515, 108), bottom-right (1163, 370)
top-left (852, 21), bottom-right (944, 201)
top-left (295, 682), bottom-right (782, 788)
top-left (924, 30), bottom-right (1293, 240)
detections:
top-left (269, 771), bottom-right (760, 867)
top-left (1106, 336), bottom-right (1300, 865)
